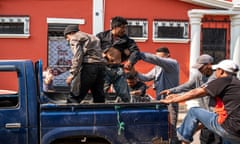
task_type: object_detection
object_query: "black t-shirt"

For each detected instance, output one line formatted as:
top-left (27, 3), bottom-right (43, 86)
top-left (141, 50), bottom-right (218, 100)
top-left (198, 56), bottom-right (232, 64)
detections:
top-left (206, 76), bottom-right (240, 137)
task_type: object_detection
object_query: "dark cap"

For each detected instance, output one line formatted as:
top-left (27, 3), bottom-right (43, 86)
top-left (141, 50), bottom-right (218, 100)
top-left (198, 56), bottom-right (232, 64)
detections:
top-left (192, 54), bottom-right (214, 69)
top-left (156, 47), bottom-right (170, 54)
top-left (63, 25), bottom-right (79, 37)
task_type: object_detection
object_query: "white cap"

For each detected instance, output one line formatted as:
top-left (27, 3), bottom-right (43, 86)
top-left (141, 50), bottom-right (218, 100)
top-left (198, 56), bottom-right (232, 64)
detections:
top-left (212, 59), bottom-right (239, 74)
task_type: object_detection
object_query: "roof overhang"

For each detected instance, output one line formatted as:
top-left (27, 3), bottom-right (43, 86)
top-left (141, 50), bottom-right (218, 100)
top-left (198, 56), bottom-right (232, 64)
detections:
top-left (189, 9), bottom-right (240, 16)
top-left (180, 0), bottom-right (240, 11)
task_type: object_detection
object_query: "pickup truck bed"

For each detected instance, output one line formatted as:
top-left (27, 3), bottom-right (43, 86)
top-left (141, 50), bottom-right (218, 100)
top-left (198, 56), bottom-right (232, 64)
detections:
top-left (0, 59), bottom-right (169, 144)
top-left (41, 92), bottom-right (169, 144)
top-left (41, 102), bottom-right (168, 144)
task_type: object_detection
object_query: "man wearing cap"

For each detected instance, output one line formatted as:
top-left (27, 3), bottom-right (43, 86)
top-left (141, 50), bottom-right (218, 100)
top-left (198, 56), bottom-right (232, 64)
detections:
top-left (63, 25), bottom-right (106, 103)
top-left (136, 47), bottom-right (180, 144)
top-left (160, 54), bottom-right (223, 144)
top-left (160, 54), bottom-right (214, 109)
top-left (160, 59), bottom-right (240, 144)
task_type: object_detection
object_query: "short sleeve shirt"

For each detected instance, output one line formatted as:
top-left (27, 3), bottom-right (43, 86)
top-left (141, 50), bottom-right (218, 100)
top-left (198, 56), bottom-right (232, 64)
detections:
top-left (205, 76), bottom-right (240, 137)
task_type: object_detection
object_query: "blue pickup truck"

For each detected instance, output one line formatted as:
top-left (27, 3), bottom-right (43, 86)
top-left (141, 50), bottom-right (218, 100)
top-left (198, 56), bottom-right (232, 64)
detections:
top-left (0, 59), bottom-right (169, 144)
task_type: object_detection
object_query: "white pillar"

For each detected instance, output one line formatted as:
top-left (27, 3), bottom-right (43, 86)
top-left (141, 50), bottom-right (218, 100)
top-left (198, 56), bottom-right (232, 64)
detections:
top-left (233, 0), bottom-right (240, 7)
top-left (188, 12), bottom-right (203, 72)
top-left (93, 0), bottom-right (104, 35)
top-left (230, 15), bottom-right (240, 78)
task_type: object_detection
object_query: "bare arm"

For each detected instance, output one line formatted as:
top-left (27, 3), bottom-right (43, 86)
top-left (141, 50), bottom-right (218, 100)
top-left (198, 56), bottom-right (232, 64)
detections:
top-left (159, 87), bottom-right (207, 104)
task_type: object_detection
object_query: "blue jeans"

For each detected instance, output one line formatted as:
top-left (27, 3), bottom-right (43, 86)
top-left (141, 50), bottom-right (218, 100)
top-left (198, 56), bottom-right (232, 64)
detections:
top-left (177, 107), bottom-right (240, 144)
top-left (104, 66), bottom-right (130, 102)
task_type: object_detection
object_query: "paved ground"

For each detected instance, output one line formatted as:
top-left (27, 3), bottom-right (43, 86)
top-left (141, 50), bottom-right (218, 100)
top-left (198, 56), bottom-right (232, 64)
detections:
top-left (178, 104), bottom-right (200, 144)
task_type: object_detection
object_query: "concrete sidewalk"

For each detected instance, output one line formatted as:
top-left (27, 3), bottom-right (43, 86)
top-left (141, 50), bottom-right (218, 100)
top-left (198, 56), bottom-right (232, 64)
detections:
top-left (177, 103), bottom-right (187, 126)
top-left (177, 103), bottom-right (200, 144)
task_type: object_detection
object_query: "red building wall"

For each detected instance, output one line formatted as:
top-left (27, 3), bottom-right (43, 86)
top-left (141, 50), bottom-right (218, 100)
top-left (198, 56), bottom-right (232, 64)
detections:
top-left (0, 0), bottom-right (206, 97)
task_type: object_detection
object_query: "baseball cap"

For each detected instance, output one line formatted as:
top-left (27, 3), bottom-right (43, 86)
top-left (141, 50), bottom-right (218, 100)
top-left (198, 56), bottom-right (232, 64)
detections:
top-left (212, 59), bottom-right (239, 74)
top-left (192, 54), bottom-right (214, 69)
top-left (63, 25), bottom-right (79, 37)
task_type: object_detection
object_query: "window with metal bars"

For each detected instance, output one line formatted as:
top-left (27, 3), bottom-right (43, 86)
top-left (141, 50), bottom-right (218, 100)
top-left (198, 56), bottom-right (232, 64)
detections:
top-left (126, 19), bottom-right (148, 42)
top-left (127, 19), bottom-right (148, 37)
top-left (153, 20), bottom-right (189, 42)
top-left (0, 16), bottom-right (29, 38)
top-left (0, 23), bottom-right (24, 34)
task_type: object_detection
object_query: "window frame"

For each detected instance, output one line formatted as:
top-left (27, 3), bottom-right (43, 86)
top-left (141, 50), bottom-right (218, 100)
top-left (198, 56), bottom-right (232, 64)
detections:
top-left (153, 20), bottom-right (190, 43)
top-left (126, 19), bottom-right (148, 42)
top-left (0, 16), bottom-right (30, 38)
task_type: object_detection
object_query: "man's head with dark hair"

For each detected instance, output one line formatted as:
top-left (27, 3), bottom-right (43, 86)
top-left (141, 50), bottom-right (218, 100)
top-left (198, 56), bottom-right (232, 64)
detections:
top-left (126, 73), bottom-right (137, 88)
top-left (111, 16), bottom-right (128, 37)
top-left (156, 47), bottom-right (170, 53)
top-left (156, 47), bottom-right (170, 58)
top-left (126, 73), bottom-right (136, 80)
top-left (111, 16), bottom-right (128, 29)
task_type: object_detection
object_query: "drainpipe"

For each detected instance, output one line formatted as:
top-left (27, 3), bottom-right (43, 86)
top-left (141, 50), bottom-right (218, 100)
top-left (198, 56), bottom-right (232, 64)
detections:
top-left (93, 0), bottom-right (105, 35)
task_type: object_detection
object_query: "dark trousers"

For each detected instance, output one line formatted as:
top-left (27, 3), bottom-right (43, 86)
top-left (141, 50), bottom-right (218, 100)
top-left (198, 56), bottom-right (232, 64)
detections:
top-left (200, 126), bottom-right (222, 144)
top-left (70, 63), bottom-right (105, 103)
